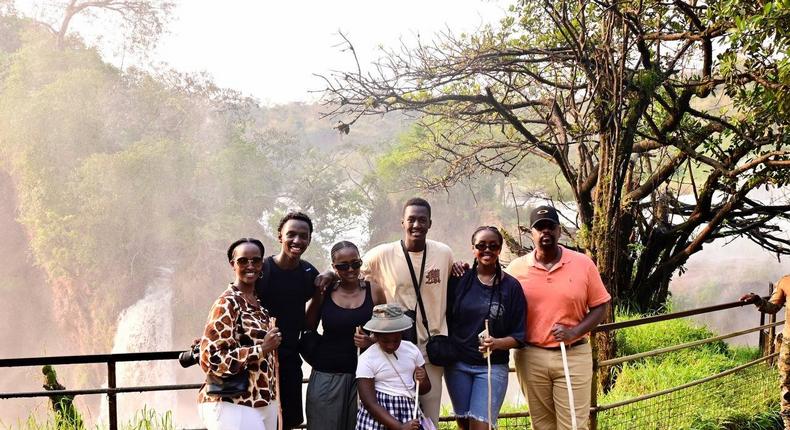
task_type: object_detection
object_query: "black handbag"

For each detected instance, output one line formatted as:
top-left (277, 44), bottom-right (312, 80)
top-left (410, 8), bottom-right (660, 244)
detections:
top-left (298, 329), bottom-right (322, 367)
top-left (206, 368), bottom-right (249, 396)
top-left (204, 306), bottom-right (250, 397)
top-left (425, 334), bottom-right (456, 367)
top-left (400, 241), bottom-right (457, 366)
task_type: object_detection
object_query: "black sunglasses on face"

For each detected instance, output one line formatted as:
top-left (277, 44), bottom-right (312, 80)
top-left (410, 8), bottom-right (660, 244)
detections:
top-left (235, 256), bottom-right (263, 266)
top-left (474, 243), bottom-right (501, 251)
top-left (334, 260), bottom-right (363, 271)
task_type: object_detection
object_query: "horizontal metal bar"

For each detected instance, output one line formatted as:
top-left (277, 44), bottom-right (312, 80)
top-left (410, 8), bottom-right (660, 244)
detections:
top-left (599, 320), bottom-right (784, 367)
top-left (0, 351), bottom-right (184, 368)
top-left (594, 297), bottom-right (768, 333)
top-left (594, 352), bottom-right (778, 412)
top-left (185, 410), bottom-right (534, 430)
top-left (0, 383), bottom-right (203, 399)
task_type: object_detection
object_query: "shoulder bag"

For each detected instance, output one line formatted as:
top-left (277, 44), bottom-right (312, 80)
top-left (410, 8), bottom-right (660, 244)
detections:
top-left (400, 241), bottom-right (457, 367)
top-left (205, 302), bottom-right (250, 397)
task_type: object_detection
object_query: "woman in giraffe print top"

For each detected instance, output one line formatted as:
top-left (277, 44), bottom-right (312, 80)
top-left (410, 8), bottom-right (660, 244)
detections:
top-left (198, 238), bottom-right (283, 430)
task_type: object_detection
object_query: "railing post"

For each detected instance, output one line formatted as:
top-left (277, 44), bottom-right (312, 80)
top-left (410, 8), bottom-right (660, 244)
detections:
top-left (590, 330), bottom-right (599, 430)
top-left (766, 282), bottom-right (777, 364)
top-left (759, 290), bottom-right (766, 354)
top-left (108, 360), bottom-right (117, 430)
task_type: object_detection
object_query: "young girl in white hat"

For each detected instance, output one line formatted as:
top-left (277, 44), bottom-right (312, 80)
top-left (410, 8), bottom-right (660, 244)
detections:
top-left (355, 304), bottom-right (432, 430)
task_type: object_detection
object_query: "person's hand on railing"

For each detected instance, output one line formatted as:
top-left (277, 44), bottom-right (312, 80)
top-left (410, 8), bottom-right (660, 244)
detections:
top-left (739, 293), bottom-right (761, 305)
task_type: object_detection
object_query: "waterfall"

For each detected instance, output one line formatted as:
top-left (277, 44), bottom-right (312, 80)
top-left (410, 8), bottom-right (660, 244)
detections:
top-left (99, 267), bottom-right (177, 426)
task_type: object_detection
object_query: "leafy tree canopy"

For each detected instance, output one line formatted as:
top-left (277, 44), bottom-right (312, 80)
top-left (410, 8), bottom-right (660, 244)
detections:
top-left (322, 0), bottom-right (790, 312)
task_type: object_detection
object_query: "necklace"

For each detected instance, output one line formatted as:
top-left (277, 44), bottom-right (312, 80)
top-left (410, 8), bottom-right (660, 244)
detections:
top-left (477, 272), bottom-right (495, 285)
top-left (335, 279), bottom-right (363, 293)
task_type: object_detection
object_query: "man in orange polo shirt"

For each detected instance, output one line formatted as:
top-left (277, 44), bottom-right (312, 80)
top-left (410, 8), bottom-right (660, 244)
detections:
top-left (505, 205), bottom-right (610, 430)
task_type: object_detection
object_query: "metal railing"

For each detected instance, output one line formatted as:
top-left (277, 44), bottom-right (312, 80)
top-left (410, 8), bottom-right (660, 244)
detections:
top-left (0, 351), bottom-right (200, 429)
top-left (586, 282), bottom-right (781, 430)
top-left (0, 284), bottom-right (782, 430)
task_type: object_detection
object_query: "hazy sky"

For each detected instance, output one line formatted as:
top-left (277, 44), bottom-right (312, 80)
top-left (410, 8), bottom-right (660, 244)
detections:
top-left (153, 1), bottom-right (508, 105)
top-left (16, 0), bottom-right (509, 105)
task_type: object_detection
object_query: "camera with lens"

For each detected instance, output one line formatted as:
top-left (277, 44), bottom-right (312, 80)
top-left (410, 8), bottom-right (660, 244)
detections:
top-left (178, 343), bottom-right (200, 368)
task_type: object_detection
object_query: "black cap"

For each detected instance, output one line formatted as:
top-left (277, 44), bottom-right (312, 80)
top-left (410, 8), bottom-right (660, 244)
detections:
top-left (529, 205), bottom-right (560, 228)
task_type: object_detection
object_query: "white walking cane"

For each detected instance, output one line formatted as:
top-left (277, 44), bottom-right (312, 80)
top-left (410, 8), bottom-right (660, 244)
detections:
top-left (413, 379), bottom-right (420, 421)
top-left (485, 319), bottom-right (492, 430)
top-left (559, 341), bottom-right (578, 430)
top-left (357, 326), bottom-right (363, 408)
top-left (270, 318), bottom-right (284, 430)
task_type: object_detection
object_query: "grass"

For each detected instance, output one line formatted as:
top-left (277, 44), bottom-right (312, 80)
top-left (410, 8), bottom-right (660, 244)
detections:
top-left (1, 407), bottom-right (174, 430)
top-left (596, 309), bottom-right (780, 429)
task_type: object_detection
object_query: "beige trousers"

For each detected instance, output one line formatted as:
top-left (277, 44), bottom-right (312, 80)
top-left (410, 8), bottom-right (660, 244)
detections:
top-left (778, 337), bottom-right (790, 429)
top-left (420, 362), bottom-right (444, 427)
top-left (514, 343), bottom-right (592, 430)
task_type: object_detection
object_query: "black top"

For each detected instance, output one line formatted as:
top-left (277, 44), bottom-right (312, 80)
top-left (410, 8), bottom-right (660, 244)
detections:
top-left (448, 270), bottom-right (526, 366)
top-left (312, 283), bottom-right (374, 374)
top-left (256, 256), bottom-right (318, 358)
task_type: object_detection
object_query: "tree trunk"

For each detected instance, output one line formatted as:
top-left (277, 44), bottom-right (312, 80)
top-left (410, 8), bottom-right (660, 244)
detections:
top-left (587, 125), bottom-right (634, 387)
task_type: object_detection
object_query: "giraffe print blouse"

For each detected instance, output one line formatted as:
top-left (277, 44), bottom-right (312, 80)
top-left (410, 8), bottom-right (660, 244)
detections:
top-left (197, 284), bottom-right (277, 407)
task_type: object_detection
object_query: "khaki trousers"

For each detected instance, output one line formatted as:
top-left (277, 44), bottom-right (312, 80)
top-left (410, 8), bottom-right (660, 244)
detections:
top-left (778, 338), bottom-right (790, 429)
top-left (515, 343), bottom-right (592, 430)
top-left (420, 362), bottom-right (444, 427)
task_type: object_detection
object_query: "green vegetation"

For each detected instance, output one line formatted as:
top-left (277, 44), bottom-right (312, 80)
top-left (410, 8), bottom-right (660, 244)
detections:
top-left (598, 311), bottom-right (779, 429)
top-left (2, 407), bottom-right (173, 430)
top-left (0, 13), bottom-right (398, 359)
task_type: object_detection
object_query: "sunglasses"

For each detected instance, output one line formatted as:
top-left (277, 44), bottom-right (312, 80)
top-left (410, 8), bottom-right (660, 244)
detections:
top-left (235, 256), bottom-right (263, 266)
top-left (334, 260), bottom-right (363, 271)
top-left (474, 243), bottom-right (501, 251)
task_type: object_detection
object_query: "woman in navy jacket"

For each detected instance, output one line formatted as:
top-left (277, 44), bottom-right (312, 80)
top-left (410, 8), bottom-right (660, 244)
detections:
top-left (445, 226), bottom-right (526, 430)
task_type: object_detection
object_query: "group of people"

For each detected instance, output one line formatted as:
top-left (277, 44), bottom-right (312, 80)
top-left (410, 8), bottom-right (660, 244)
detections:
top-left (195, 198), bottom-right (612, 430)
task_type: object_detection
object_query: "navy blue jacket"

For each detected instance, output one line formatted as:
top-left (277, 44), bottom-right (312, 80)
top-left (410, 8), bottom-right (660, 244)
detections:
top-left (447, 269), bottom-right (526, 366)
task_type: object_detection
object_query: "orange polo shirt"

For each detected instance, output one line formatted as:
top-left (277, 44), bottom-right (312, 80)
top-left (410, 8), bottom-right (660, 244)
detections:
top-left (764, 275), bottom-right (790, 339)
top-left (505, 246), bottom-right (611, 348)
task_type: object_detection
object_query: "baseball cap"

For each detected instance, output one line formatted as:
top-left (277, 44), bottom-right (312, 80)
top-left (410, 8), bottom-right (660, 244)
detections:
top-left (529, 205), bottom-right (560, 229)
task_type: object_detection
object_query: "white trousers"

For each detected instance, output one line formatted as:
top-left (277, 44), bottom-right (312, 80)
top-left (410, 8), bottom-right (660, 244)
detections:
top-left (199, 401), bottom-right (279, 430)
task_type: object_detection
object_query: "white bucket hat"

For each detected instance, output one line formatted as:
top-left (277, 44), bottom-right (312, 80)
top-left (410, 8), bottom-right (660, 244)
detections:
top-left (363, 304), bottom-right (414, 334)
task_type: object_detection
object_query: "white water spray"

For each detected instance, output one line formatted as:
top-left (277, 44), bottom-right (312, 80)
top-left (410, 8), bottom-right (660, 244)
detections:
top-left (99, 267), bottom-right (177, 426)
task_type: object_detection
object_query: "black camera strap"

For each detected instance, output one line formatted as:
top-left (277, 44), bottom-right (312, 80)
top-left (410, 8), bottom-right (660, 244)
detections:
top-left (400, 240), bottom-right (431, 336)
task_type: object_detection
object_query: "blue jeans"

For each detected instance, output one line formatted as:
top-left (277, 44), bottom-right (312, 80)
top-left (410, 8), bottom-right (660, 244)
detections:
top-left (444, 361), bottom-right (509, 426)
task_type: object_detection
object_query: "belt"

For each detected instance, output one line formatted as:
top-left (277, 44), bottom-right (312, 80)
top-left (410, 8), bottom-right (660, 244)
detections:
top-left (530, 338), bottom-right (588, 351)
